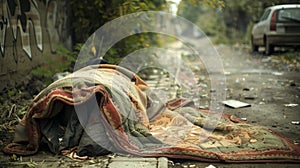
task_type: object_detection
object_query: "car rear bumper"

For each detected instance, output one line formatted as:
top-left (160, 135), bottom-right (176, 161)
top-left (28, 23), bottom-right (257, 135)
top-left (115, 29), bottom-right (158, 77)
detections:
top-left (267, 34), bottom-right (300, 46)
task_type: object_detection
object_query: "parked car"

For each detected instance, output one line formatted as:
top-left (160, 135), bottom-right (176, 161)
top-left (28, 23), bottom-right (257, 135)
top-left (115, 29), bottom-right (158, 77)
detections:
top-left (251, 4), bottom-right (300, 55)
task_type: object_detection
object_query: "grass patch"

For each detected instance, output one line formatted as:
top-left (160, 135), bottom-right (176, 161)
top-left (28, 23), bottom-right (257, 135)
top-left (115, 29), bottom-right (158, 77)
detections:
top-left (31, 44), bottom-right (78, 85)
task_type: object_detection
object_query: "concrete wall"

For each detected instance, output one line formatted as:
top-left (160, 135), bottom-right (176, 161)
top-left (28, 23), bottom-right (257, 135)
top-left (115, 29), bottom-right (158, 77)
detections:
top-left (0, 0), bottom-right (71, 90)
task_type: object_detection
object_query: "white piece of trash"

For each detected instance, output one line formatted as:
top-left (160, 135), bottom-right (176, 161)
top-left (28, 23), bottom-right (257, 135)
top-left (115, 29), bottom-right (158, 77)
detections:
top-left (205, 165), bottom-right (216, 168)
top-left (284, 104), bottom-right (298, 107)
top-left (222, 100), bottom-right (251, 109)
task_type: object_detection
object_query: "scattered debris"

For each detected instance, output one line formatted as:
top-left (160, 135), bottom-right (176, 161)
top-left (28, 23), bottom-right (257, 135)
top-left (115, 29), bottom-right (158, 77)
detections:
top-left (291, 121), bottom-right (300, 125)
top-left (284, 104), bottom-right (298, 107)
top-left (200, 94), bottom-right (209, 98)
top-left (235, 77), bottom-right (246, 83)
top-left (8, 104), bottom-right (16, 118)
top-left (290, 81), bottom-right (296, 86)
top-left (273, 96), bottom-right (283, 100)
top-left (224, 71), bottom-right (231, 75)
top-left (198, 83), bottom-right (208, 88)
top-left (222, 100), bottom-right (251, 109)
top-left (210, 89), bottom-right (216, 93)
top-left (175, 162), bottom-right (180, 166)
top-left (244, 95), bottom-right (257, 100)
top-left (205, 165), bottom-right (216, 168)
top-left (168, 160), bottom-right (174, 166)
top-left (52, 72), bottom-right (71, 81)
top-left (261, 57), bottom-right (271, 63)
top-left (241, 118), bottom-right (247, 121)
top-left (272, 72), bottom-right (284, 76)
top-left (241, 87), bottom-right (257, 100)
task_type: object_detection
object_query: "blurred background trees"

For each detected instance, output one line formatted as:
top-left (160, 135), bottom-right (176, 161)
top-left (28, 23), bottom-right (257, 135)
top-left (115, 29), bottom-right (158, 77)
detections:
top-left (70, 0), bottom-right (166, 43)
top-left (67, 0), bottom-right (229, 64)
top-left (177, 0), bottom-right (300, 44)
top-left (69, 0), bottom-right (166, 64)
top-left (67, 0), bottom-right (300, 64)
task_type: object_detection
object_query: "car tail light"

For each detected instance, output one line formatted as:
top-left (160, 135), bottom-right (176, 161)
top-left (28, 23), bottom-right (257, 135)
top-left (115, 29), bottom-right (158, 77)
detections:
top-left (270, 10), bottom-right (277, 31)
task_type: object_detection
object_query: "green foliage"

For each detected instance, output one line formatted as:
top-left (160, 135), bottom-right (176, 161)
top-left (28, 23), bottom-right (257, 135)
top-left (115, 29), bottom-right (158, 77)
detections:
top-left (177, 1), bottom-right (227, 43)
top-left (31, 44), bottom-right (77, 85)
top-left (31, 66), bottom-right (53, 85)
top-left (8, 90), bottom-right (16, 98)
top-left (282, 51), bottom-right (300, 62)
top-left (177, 0), bottom-right (225, 22)
top-left (104, 33), bottom-right (164, 65)
top-left (70, 0), bottom-right (166, 64)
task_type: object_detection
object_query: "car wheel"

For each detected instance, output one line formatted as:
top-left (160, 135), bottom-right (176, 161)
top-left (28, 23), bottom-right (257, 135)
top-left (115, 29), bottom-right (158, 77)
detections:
top-left (251, 36), bottom-right (258, 52)
top-left (265, 37), bottom-right (274, 55)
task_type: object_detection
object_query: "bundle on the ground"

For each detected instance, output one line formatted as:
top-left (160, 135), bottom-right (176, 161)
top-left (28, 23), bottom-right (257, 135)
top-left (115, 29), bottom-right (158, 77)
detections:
top-left (3, 64), bottom-right (300, 162)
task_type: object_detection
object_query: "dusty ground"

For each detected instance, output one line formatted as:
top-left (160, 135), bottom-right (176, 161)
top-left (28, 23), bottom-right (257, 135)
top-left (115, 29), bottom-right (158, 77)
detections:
top-left (167, 42), bottom-right (300, 168)
top-left (216, 44), bottom-right (300, 143)
top-left (0, 39), bottom-right (299, 167)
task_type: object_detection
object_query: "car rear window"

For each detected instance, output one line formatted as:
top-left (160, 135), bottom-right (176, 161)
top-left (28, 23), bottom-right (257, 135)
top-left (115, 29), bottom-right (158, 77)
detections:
top-left (277, 8), bottom-right (300, 22)
top-left (260, 9), bottom-right (271, 21)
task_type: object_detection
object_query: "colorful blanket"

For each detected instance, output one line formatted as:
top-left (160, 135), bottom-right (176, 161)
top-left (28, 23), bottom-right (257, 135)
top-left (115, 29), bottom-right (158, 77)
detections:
top-left (3, 64), bottom-right (300, 162)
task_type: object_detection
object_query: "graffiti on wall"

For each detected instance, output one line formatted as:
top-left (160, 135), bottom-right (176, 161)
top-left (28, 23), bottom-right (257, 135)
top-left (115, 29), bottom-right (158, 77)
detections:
top-left (0, 0), bottom-right (70, 90)
top-left (0, 0), bottom-right (69, 60)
